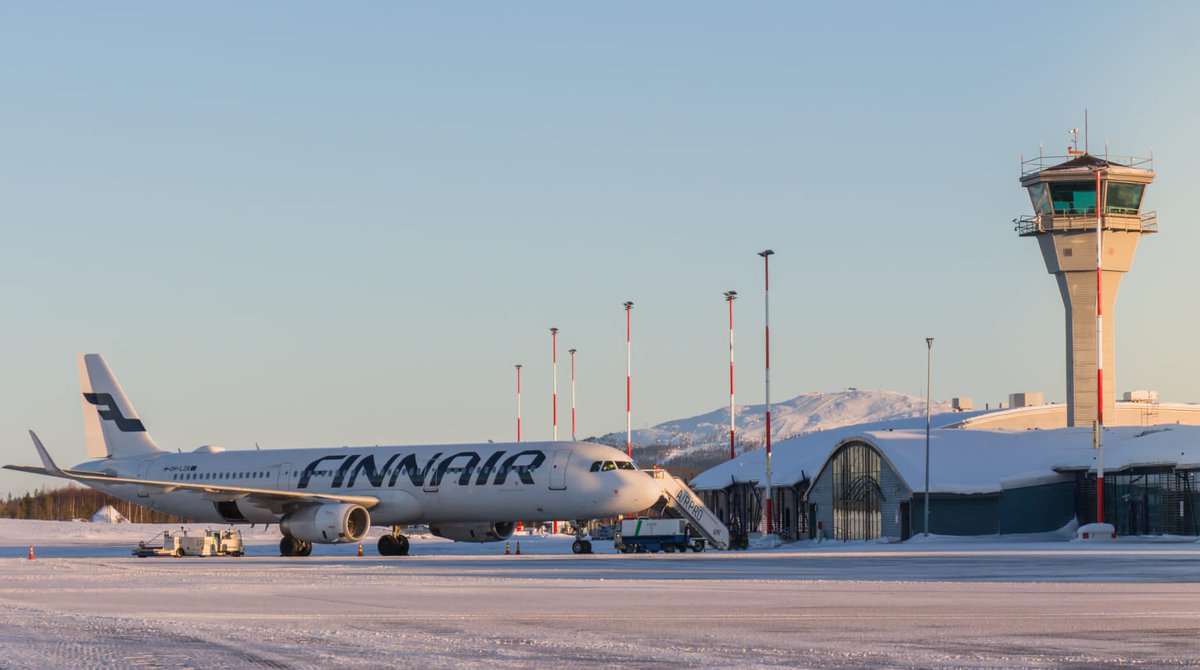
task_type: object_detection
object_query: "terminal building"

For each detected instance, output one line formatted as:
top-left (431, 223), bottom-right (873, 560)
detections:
top-left (692, 146), bottom-right (1200, 542)
top-left (692, 407), bottom-right (1200, 542)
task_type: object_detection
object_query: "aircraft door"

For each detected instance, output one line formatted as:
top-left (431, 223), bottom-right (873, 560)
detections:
top-left (278, 463), bottom-right (292, 491)
top-left (136, 460), bottom-right (153, 497)
top-left (548, 450), bottom-right (571, 490)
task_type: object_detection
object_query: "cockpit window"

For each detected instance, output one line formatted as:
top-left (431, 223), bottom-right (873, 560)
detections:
top-left (616, 461), bottom-right (636, 470)
top-left (589, 461), bottom-right (601, 472)
top-left (601, 461), bottom-right (616, 471)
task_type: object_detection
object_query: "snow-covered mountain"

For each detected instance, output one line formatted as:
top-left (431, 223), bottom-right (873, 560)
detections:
top-left (599, 390), bottom-right (953, 450)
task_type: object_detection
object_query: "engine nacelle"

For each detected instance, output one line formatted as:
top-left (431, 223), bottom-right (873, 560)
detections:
top-left (429, 521), bottom-right (516, 543)
top-left (280, 503), bottom-right (370, 544)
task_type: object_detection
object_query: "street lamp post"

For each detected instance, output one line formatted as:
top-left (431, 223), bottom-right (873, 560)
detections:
top-left (758, 250), bottom-right (774, 536)
top-left (515, 364), bottom-right (523, 442)
top-left (569, 348), bottom-right (577, 441)
top-left (924, 337), bottom-right (933, 537)
top-left (724, 290), bottom-right (738, 460)
top-left (624, 301), bottom-right (633, 458)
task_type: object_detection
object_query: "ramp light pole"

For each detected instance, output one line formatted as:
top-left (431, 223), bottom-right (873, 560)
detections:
top-left (569, 348), bottom-right (577, 441)
top-left (1094, 167), bottom-right (1106, 524)
top-left (550, 327), bottom-right (559, 441)
top-left (758, 250), bottom-right (774, 536)
top-left (924, 337), bottom-right (933, 538)
top-left (624, 301), bottom-right (634, 458)
top-left (515, 364), bottom-right (523, 442)
top-left (725, 290), bottom-right (738, 460)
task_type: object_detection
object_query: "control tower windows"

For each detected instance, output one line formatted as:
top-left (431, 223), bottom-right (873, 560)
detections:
top-left (1027, 182), bottom-right (1053, 216)
top-left (1049, 181), bottom-right (1097, 215)
top-left (1106, 182), bottom-right (1145, 215)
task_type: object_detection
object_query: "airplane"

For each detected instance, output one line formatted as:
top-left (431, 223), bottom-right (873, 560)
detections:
top-left (4, 354), bottom-right (664, 556)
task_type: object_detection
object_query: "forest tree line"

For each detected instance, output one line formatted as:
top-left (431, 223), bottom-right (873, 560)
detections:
top-left (1, 484), bottom-right (184, 523)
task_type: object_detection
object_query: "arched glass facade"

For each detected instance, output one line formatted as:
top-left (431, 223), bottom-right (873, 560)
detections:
top-left (831, 442), bottom-right (883, 540)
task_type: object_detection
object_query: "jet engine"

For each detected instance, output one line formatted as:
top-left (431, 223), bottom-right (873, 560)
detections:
top-left (280, 503), bottom-right (370, 544)
top-left (429, 521), bottom-right (516, 543)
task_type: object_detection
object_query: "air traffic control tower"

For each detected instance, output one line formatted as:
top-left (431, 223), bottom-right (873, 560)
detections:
top-left (1016, 150), bottom-right (1157, 427)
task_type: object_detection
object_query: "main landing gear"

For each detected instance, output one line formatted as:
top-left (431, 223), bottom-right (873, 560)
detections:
top-left (571, 521), bottom-right (593, 555)
top-left (378, 526), bottom-right (411, 556)
top-left (279, 535), bottom-right (313, 557)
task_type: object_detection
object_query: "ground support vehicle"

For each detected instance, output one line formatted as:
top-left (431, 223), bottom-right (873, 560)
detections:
top-left (133, 528), bottom-right (244, 557)
top-left (615, 518), bottom-right (704, 553)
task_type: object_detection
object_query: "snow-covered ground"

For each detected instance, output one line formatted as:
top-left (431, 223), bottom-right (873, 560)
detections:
top-left (3, 520), bottom-right (1200, 668)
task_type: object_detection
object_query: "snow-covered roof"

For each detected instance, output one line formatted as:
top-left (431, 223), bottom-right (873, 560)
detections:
top-left (691, 419), bottom-right (1200, 496)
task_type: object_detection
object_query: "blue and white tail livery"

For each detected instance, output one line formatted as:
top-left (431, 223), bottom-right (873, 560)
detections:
top-left (78, 353), bottom-right (165, 459)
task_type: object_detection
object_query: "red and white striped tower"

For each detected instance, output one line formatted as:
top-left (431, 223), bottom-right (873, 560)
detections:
top-left (758, 249), bottom-right (775, 536)
top-left (550, 327), bottom-right (559, 441)
top-left (624, 301), bottom-right (634, 458)
top-left (515, 364), bottom-right (523, 442)
top-left (1094, 167), bottom-right (1105, 523)
top-left (724, 290), bottom-right (738, 460)
top-left (569, 348), bottom-right (577, 441)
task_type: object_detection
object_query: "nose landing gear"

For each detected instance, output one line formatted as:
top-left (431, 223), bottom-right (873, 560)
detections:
top-left (571, 521), bottom-right (593, 554)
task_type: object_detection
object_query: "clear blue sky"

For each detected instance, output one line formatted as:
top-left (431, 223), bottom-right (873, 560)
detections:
top-left (4, 2), bottom-right (1200, 496)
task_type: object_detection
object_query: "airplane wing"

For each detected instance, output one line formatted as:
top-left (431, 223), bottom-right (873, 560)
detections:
top-left (4, 431), bottom-right (380, 509)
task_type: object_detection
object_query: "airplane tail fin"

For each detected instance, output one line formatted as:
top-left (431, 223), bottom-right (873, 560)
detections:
top-left (78, 354), bottom-right (165, 458)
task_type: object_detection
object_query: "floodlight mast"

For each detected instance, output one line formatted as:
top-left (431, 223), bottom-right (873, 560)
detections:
top-left (725, 291), bottom-right (738, 460)
top-left (758, 249), bottom-right (775, 536)
top-left (515, 364), bottom-right (523, 442)
top-left (550, 327), bottom-right (558, 441)
top-left (624, 301), bottom-right (634, 458)
top-left (569, 348), bottom-right (577, 441)
top-left (924, 337), bottom-right (933, 537)
top-left (1094, 166), bottom-right (1105, 523)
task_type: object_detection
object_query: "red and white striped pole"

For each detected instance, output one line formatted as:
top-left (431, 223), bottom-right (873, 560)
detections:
top-left (624, 301), bottom-right (633, 458)
top-left (569, 348), bottom-right (577, 441)
top-left (515, 364), bottom-right (522, 442)
top-left (1094, 168), bottom-right (1105, 524)
top-left (759, 250), bottom-right (775, 536)
top-left (725, 290), bottom-right (738, 460)
top-left (551, 327), bottom-right (559, 441)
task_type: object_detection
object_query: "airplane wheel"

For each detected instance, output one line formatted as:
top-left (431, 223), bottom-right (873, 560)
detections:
top-left (280, 536), bottom-right (300, 557)
top-left (378, 535), bottom-right (397, 556)
top-left (396, 535), bottom-right (410, 556)
top-left (582, 540), bottom-right (592, 554)
top-left (572, 540), bottom-right (585, 554)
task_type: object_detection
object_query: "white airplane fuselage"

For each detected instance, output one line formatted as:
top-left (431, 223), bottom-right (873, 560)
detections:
top-left (75, 440), bottom-right (658, 527)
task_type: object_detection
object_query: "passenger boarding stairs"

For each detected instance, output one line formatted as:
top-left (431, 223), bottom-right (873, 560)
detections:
top-left (644, 469), bottom-right (730, 550)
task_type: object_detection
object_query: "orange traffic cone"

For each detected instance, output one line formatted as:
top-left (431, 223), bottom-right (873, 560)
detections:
top-left (515, 541), bottom-right (522, 555)
top-left (28, 546), bottom-right (34, 560)
top-left (357, 543), bottom-right (363, 557)
top-left (504, 542), bottom-right (511, 555)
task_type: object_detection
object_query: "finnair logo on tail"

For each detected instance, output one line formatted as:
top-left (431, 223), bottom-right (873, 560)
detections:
top-left (83, 393), bottom-right (146, 432)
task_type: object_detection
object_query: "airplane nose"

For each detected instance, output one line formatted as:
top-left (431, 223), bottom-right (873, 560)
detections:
top-left (636, 472), bottom-right (662, 507)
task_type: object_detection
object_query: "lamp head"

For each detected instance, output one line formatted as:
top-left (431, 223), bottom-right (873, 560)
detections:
top-left (624, 301), bottom-right (634, 310)
top-left (926, 337), bottom-right (934, 348)
top-left (758, 249), bottom-right (775, 258)
top-left (724, 290), bottom-right (737, 300)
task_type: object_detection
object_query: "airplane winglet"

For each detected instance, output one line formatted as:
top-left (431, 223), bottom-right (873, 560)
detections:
top-left (29, 430), bottom-right (64, 476)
